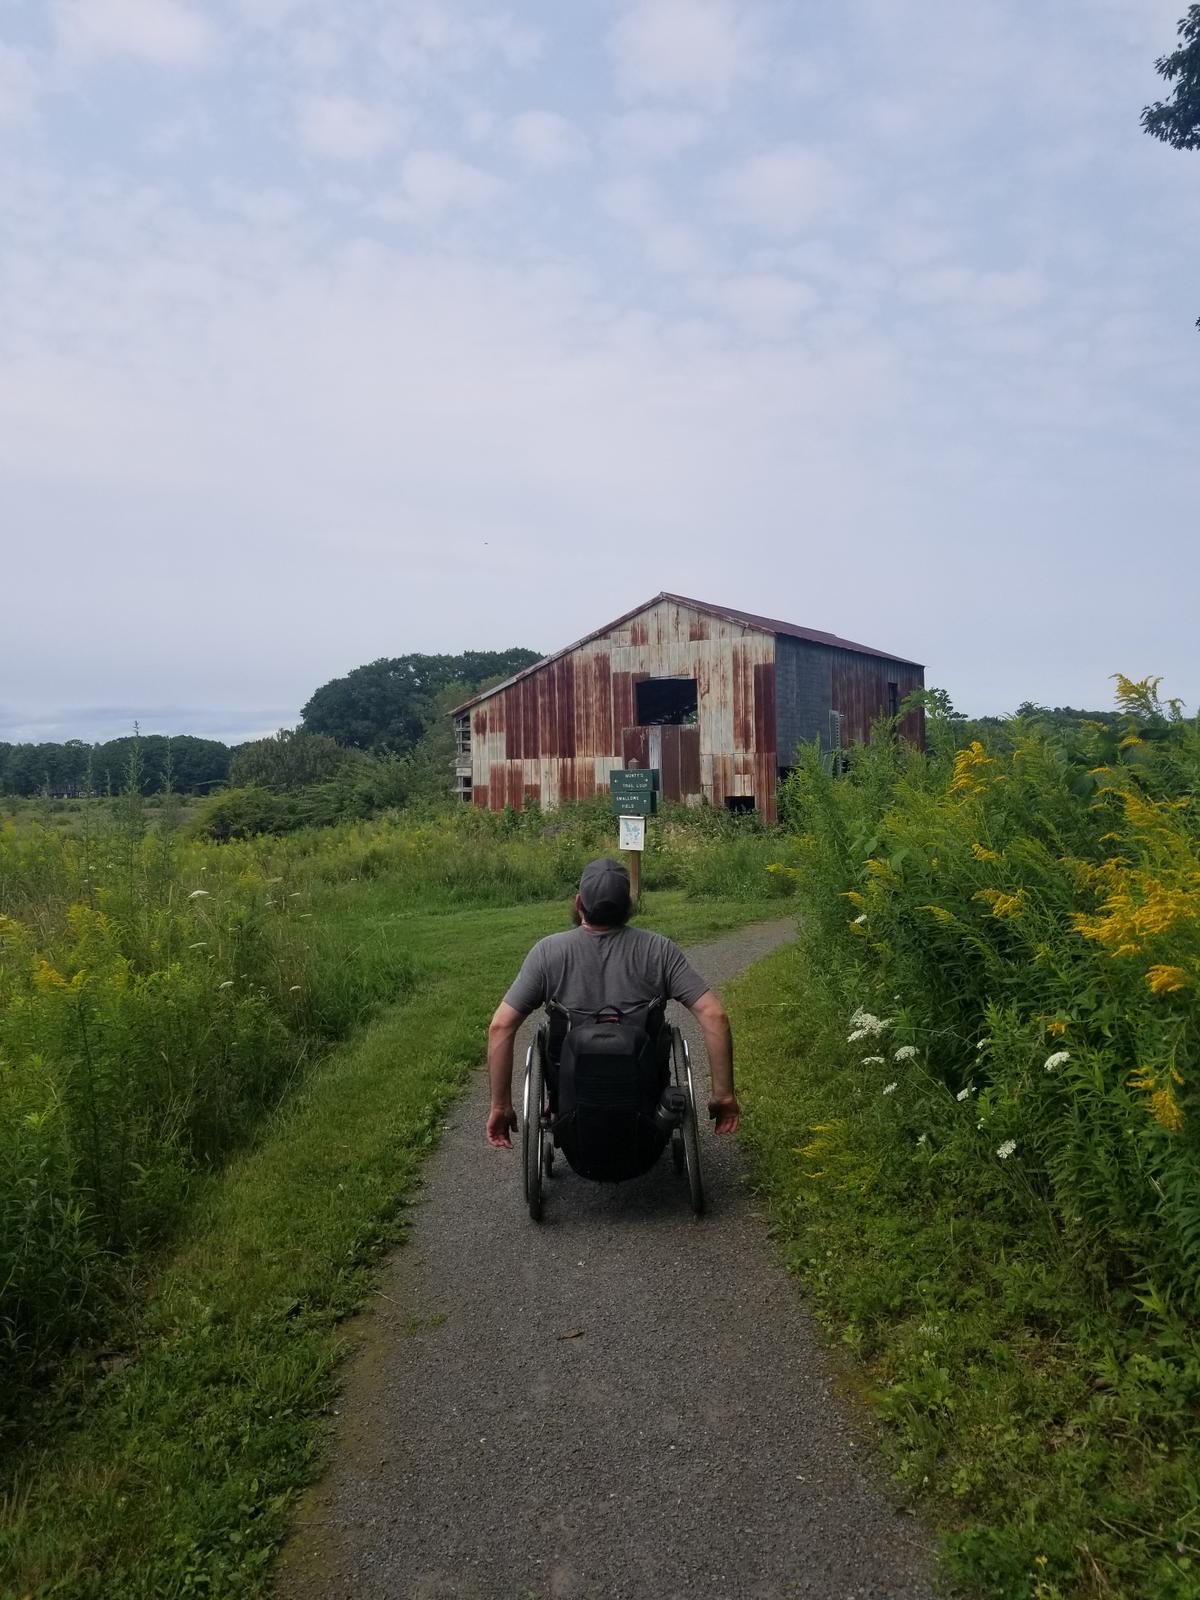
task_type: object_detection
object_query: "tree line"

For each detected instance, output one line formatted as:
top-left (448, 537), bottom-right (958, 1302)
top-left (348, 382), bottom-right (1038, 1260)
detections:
top-left (2, 648), bottom-right (540, 799)
top-left (0, 735), bottom-right (232, 798)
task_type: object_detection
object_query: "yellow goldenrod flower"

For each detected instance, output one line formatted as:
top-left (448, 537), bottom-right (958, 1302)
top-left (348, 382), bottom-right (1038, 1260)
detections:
top-left (949, 741), bottom-right (994, 796)
top-left (1111, 673), bottom-right (1163, 716)
top-left (1151, 1087), bottom-right (1185, 1133)
top-left (975, 887), bottom-right (1027, 919)
top-left (1046, 1020), bottom-right (1068, 1038)
top-left (1129, 1064), bottom-right (1187, 1133)
top-left (1146, 964), bottom-right (1191, 996)
top-left (919, 904), bottom-right (957, 925)
top-left (970, 843), bottom-right (1002, 863)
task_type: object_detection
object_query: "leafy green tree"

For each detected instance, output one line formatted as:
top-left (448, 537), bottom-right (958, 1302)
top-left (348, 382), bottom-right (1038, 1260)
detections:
top-left (162, 736), bottom-right (232, 792)
top-left (230, 729), bottom-right (362, 791)
top-left (1143, 5), bottom-right (1200, 326)
top-left (301, 648), bottom-right (540, 752)
top-left (1143, 5), bottom-right (1200, 150)
top-left (93, 735), bottom-right (230, 795)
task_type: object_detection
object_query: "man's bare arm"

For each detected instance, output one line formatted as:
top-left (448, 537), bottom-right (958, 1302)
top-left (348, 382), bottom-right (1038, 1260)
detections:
top-left (687, 989), bottom-right (739, 1134)
top-left (486, 1001), bottom-right (525, 1147)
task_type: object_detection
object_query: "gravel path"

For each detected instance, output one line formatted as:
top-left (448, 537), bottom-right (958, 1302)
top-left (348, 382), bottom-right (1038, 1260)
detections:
top-left (278, 919), bottom-right (935, 1600)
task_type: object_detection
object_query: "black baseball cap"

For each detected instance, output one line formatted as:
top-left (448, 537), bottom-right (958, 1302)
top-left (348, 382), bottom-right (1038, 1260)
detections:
top-left (579, 858), bottom-right (631, 921)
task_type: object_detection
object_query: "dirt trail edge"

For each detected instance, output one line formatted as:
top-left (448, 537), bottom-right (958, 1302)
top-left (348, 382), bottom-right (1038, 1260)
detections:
top-left (278, 919), bottom-right (934, 1600)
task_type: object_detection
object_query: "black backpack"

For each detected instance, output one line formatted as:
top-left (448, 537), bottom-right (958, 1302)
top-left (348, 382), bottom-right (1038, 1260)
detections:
top-left (551, 1003), bottom-right (671, 1182)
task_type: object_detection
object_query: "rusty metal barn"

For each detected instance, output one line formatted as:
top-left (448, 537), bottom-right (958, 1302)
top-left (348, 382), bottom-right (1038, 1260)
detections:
top-left (450, 593), bottom-right (924, 823)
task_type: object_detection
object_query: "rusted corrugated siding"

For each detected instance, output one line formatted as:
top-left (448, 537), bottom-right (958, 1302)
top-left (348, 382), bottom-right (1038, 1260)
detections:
top-left (469, 595), bottom-right (779, 818)
top-left (832, 654), bottom-right (925, 746)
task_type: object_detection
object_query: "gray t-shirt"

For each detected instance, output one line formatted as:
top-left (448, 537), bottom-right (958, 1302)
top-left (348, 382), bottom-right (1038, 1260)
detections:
top-left (503, 925), bottom-right (709, 1021)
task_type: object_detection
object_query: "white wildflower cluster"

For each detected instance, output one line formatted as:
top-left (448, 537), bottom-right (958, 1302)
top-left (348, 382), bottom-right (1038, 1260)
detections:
top-left (847, 1007), bottom-right (893, 1044)
top-left (956, 1086), bottom-right (974, 1102)
top-left (188, 889), bottom-right (210, 900)
top-left (852, 914), bottom-right (867, 925)
top-left (861, 1055), bottom-right (885, 1065)
top-left (996, 1139), bottom-right (1017, 1160)
top-left (1044, 1051), bottom-right (1071, 1072)
top-left (916, 1133), bottom-right (928, 1146)
top-left (882, 1082), bottom-right (898, 1096)
top-left (976, 1038), bottom-right (989, 1051)
top-left (893, 1045), bottom-right (918, 1062)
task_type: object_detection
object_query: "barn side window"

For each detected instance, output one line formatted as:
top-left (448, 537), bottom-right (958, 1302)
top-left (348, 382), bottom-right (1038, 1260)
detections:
top-left (887, 681), bottom-right (899, 718)
top-left (636, 677), bottom-right (698, 726)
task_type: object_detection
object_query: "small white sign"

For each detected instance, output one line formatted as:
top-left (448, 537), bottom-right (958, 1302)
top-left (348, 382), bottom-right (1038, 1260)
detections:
top-left (618, 814), bottom-right (646, 852)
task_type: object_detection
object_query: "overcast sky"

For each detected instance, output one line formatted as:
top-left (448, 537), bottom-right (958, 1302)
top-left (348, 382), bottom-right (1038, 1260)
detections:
top-left (2, 0), bottom-right (1197, 744)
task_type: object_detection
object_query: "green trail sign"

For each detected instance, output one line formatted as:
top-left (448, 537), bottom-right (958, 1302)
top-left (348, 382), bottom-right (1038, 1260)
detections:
top-left (610, 769), bottom-right (659, 815)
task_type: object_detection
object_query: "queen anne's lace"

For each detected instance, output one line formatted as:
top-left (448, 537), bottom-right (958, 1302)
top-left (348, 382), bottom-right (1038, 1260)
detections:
top-left (847, 1007), bottom-right (893, 1043)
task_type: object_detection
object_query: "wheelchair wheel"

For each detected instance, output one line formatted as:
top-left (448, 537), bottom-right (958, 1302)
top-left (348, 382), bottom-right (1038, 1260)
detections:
top-left (523, 1029), bottom-right (546, 1222)
top-left (671, 1029), bottom-right (705, 1217)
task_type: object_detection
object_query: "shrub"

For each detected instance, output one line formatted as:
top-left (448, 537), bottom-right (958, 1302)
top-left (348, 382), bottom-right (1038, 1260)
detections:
top-left (778, 674), bottom-right (1200, 1306)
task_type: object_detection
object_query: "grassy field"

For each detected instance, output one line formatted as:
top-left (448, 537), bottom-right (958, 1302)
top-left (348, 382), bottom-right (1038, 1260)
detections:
top-left (0, 795), bottom-right (787, 1598)
top-left (728, 679), bottom-right (1200, 1600)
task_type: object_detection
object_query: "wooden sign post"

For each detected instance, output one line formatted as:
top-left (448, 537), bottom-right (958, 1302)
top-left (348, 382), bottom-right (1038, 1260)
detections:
top-left (611, 768), bottom-right (657, 910)
top-left (618, 814), bottom-right (646, 904)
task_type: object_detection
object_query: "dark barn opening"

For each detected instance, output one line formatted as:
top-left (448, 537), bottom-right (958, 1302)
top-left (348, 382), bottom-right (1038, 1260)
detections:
top-left (636, 676), bottom-right (698, 726)
top-left (724, 795), bottom-right (756, 813)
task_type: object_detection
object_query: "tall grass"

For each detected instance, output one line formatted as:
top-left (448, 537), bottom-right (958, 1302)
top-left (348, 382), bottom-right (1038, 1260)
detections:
top-left (752, 676), bottom-right (1200, 1597)
top-left (781, 676), bottom-right (1200, 1306)
top-left (0, 796), bottom-right (791, 1426)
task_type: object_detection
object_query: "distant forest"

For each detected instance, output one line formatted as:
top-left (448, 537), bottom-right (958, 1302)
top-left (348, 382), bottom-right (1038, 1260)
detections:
top-left (1, 660), bottom-right (1126, 801)
top-left (1, 649), bottom-right (541, 798)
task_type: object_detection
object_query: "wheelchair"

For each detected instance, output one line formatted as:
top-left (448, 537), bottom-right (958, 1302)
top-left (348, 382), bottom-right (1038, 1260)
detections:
top-left (521, 1002), bottom-right (704, 1222)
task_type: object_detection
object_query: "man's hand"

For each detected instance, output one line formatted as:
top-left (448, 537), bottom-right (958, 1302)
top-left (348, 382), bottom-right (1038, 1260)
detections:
top-left (486, 1103), bottom-right (518, 1148)
top-left (708, 1093), bottom-right (740, 1135)
top-left (486, 1002), bottom-right (525, 1148)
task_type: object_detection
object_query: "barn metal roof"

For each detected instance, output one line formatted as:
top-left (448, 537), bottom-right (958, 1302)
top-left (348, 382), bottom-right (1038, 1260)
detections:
top-left (449, 591), bottom-right (924, 715)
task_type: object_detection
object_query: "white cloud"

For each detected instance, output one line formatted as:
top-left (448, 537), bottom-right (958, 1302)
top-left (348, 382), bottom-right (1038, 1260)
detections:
top-left (905, 266), bottom-right (1046, 313)
top-left (395, 150), bottom-right (504, 216)
top-left (234, 0), bottom-right (313, 25)
top-left (379, 9), bottom-right (542, 77)
top-left (600, 176), bottom-right (708, 273)
top-left (144, 105), bottom-right (214, 155)
top-left (297, 95), bottom-right (401, 162)
top-left (611, 0), bottom-right (761, 104)
top-left (692, 273), bottom-right (818, 337)
top-left (54, 0), bottom-right (215, 67)
top-left (607, 109), bottom-right (707, 160)
top-left (0, 44), bottom-right (40, 126)
top-left (715, 144), bottom-right (844, 233)
top-left (509, 111), bottom-right (586, 172)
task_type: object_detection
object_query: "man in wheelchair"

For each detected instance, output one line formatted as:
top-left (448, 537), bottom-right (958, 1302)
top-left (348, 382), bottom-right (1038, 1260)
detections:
top-left (485, 858), bottom-right (738, 1153)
